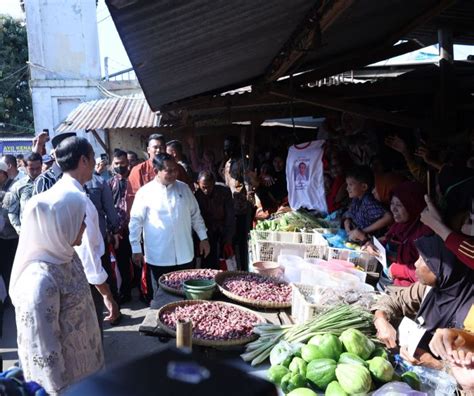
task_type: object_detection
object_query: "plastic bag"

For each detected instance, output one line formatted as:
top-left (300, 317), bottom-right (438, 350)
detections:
top-left (372, 382), bottom-right (427, 396)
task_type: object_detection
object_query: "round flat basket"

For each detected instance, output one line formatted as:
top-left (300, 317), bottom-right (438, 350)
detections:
top-left (158, 269), bottom-right (222, 296)
top-left (156, 300), bottom-right (266, 347)
top-left (215, 271), bottom-right (292, 309)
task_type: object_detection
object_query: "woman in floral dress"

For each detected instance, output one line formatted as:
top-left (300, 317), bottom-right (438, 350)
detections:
top-left (9, 188), bottom-right (104, 395)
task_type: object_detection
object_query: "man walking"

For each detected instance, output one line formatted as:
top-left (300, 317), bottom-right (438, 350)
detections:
top-left (85, 167), bottom-right (121, 309)
top-left (52, 137), bottom-right (120, 329)
top-left (5, 152), bottom-right (43, 234)
top-left (109, 150), bottom-right (135, 304)
top-left (129, 153), bottom-right (210, 309)
top-left (0, 159), bottom-right (19, 295)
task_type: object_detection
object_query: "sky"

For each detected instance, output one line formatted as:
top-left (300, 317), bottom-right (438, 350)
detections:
top-left (1, 0), bottom-right (132, 76)
top-left (1, 0), bottom-right (473, 77)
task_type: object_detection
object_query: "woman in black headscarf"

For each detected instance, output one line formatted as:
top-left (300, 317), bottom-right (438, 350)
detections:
top-left (414, 234), bottom-right (474, 332)
top-left (373, 235), bottom-right (473, 368)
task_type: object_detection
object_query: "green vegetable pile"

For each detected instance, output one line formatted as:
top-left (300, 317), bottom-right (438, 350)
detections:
top-left (264, 326), bottom-right (422, 395)
top-left (241, 305), bottom-right (374, 366)
top-left (255, 210), bottom-right (332, 232)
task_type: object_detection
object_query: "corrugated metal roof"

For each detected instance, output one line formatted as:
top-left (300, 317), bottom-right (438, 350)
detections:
top-left (106, 0), bottom-right (472, 110)
top-left (56, 96), bottom-right (160, 132)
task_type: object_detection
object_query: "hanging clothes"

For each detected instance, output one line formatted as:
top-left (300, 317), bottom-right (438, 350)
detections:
top-left (286, 140), bottom-right (327, 213)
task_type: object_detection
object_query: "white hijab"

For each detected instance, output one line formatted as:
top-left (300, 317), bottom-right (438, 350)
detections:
top-left (9, 187), bottom-right (86, 300)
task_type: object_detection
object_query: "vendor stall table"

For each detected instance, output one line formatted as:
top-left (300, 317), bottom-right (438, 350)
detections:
top-left (139, 288), bottom-right (294, 338)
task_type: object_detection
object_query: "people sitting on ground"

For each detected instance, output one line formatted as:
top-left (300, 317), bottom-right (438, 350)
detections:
top-left (9, 188), bottom-right (104, 395)
top-left (373, 235), bottom-right (474, 370)
top-left (365, 181), bottom-right (433, 287)
top-left (342, 165), bottom-right (392, 242)
top-left (195, 171), bottom-right (235, 269)
top-left (326, 150), bottom-right (350, 214)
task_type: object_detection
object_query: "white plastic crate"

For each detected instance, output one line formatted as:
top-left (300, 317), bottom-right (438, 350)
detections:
top-left (327, 247), bottom-right (378, 272)
top-left (250, 230), bottom-right (328, 262)
top-left (291, 283), bottom-right (325, 324)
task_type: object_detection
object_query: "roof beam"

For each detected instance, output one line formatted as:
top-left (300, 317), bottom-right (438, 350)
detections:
top-left (264, 0), bottom-right (354, 82)
top-left (287, 40), bottom-right (423, 86)
top-left (269, 87), bottom-right (426, 129)
top-left (384, 0), bottom-right (458, 45)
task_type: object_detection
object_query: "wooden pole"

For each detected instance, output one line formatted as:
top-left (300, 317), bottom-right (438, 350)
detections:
top-left (437, 27), bottom-right (455, 138)
top-left (176, 319), bottom-right (192, 351)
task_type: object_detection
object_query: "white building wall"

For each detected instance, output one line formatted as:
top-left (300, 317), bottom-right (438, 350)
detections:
top-left (25, 0), bottom-right (103, 153)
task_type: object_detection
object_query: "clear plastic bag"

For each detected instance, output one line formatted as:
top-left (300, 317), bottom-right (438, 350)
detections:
top-left (372, 382), bottom-right (427, 395)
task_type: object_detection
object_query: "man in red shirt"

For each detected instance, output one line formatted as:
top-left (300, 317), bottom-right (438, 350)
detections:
top-left (127, 134), bottom-right (192, 208)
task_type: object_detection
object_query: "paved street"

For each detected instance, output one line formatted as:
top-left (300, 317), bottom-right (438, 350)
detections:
top-left (1, 292), bottom-right (169, 371)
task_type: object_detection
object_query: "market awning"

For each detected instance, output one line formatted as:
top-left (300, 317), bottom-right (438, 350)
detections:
top-left (56, 95), bottom-right (160, 133)
top-left (105, 0), bottom-right (474, 110)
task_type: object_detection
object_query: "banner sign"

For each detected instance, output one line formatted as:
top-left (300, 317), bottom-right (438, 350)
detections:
top-left (0, 140), bottom-right (33, 156)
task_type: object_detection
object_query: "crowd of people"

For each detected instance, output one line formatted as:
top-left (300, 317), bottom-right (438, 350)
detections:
top-left (0, 122), bottom-right (472, 393)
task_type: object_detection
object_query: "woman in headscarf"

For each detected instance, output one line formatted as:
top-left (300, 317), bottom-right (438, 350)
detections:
top-left (9, 188), bottom-right (104, 396)
top-left (373, 235), bottom-right (474, 370)
top-left (385, 181), bottom-right (433, 286)
top-left (365, 181), bottom-right (432, 286)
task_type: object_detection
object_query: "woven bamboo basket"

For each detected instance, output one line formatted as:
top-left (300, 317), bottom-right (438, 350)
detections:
top-left (158, 269), bottom-right (222, 296)
top-left (215, 271), bottom-right (292, 309)
top-left (156, 300), bottom-right (266, 347)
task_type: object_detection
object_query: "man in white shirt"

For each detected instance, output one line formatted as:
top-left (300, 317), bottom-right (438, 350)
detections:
top-left (130, 153), bottom-right (210, 308)
top-left (53, 136), bottom-right (120, 328)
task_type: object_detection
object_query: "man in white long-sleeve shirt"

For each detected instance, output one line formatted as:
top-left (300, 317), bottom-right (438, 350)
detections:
top-left (52, 136), bottom-right (120, 328)
top-left (130, 153), bottom-right (210, 308)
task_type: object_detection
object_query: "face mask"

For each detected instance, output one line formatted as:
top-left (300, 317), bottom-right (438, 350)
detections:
top-left (114, 166), bottom-right (128, 175)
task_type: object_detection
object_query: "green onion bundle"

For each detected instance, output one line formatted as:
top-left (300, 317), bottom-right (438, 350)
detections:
top-left (241, 304), bottom-right (374, 366)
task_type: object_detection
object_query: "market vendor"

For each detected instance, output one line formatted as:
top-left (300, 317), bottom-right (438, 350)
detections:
top-left (372, 235), bottom-right (474, 369)
top-left (365, 181), bottom-right (433, 286)
top-left (343, 165), bottom-right (393, 242)
top-left (129, 153), bottom-right (210, 309)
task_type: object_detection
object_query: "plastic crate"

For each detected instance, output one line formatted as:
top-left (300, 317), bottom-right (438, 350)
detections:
top-left (250, 230), bottom-right (328, 262)
top-left (291, 283), bottom-right (326, 324)
top-left (327, 247), bottom-right (378, 272)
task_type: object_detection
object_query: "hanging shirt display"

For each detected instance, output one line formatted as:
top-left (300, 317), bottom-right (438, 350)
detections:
top-left (286, 140), bottom-right (327, 213)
